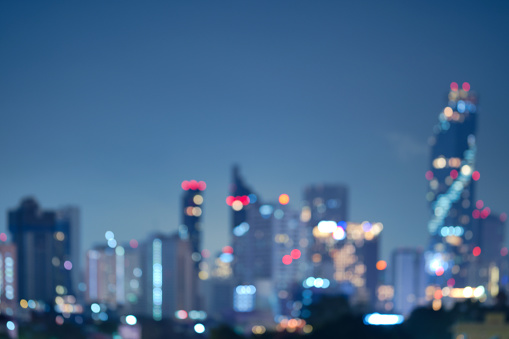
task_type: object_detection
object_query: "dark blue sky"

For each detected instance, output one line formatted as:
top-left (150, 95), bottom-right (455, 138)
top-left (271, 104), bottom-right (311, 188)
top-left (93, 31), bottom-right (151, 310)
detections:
top-left (1, 1), bottom-right (509, 261)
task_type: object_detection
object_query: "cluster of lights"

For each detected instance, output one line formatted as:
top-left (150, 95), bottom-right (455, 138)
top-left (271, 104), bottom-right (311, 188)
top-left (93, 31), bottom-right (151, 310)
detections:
top-left (302, 277), bottom-right (330, 289)
top-left (105, 231), bottom-right (117, 249)
top-left (181, 180), bottom-right (206, 191)
top-left (282, 249), bottom-right (301, 265)
top-left (185, 206), bottom-right (202, 217)
top-left (174, 309), bottom-right (207, 320)
top-left (440, 226), bottom-right (464, 237)
top-left (226, 195), bottom-right (250, 211)
top-left (233, 222), bottom-right (250, 237)
top-left (234, 285), bottom-right (256, 312)
top-left (277, 318), bottom-right (311, 333)
top-left (472, 207), bottom-right (491, 219)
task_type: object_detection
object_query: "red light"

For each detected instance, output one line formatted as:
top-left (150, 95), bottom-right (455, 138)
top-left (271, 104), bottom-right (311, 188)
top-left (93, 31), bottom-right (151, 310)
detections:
top-left (226, 196), bottom-right (234, 206)
top-left (472, 210), bottom-right (480, 219)
top-left (0, 233), bottom-right (6, 242)
top-left (450, 82), bottom-right (459, 91)
top-left (223, 246), bottom-right (233, 254)
top-left (376, 260), bottom-right (387, 271)
top-left (473, 246), bottom-right (481, 257)
top-left (198, 181), bottom-right (207, 191)
top-left (434, 290), bottom-right (443, 300)
top-left (501, 213), bottom-right (507, 222)
top-left (282, 255), bottom-right (293, 265)
top-left (462, 82), bottom-right (470, 91)
top-left (290, 249), bottom-right (301, 260)
top-left (501, 247), bottom-right (508, 256)
top-left (239, 195), bottom-right (250, 205)
top-left (450, 170), bottom-right (458, 180)
top-left (476, 200), bottom-right (484, 209)
top-left (435, 267), bottom-right (444, 276)
top-left (425, 171), bottom-right (434, 181)
top-left (189, 180), bottom-right (198, 190)
top-left (129, 239), bottom-right (138, 249)
top-left (481, 207), bottom-right (491, 219)
top-left (472, 171), bottom-right (480, 181)
top-left (447, 278), bottom-right (455, 287)
top-left (201, 249), bottom-right (210, 258)
top-left (181, 181), bottom-right (189, 190)
top-left (176, 310), bottom-right (188, 319)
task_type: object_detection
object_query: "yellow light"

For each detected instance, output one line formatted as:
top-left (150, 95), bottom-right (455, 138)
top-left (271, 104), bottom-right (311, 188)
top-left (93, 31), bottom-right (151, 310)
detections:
top-left (193, 195), bottom-right (203, 205)
top-left (198, 271), bottom-right (209, 280)
top-left (20, 299), bottom-right (28, 308)
top-left (432, 299), bottom-right (442, 311)
top-left (279, 194), bottom-right (290, 205)
top-left (303, 325), bottom-right (313, 334)
top-left (312, 253), bottom-right (322, 263)
top-left (300, 207), bottom-right (311, 222)
top-left (55, 232), bottom-right (65, 241)
top-left (444, 107), bottom-right (453, 118)
top-left (192, 207), bottom-right (202, 217)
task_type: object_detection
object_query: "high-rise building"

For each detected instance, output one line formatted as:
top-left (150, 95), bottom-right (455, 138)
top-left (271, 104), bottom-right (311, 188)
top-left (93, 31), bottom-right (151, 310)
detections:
top-left (391, 248), bottom-right (426, 316)
top-left (0, 241), bottom-right (17, 316)
top-left (8, 198), bottom-right (79, 302)
top-left (425, 82), bottom-right (478, 287)
top-left (180, 180), bottom-right (206, 262)
top-left (302, 184), bottom-right (349, 281)
top-left (140, 233), bottom-right (197, 320)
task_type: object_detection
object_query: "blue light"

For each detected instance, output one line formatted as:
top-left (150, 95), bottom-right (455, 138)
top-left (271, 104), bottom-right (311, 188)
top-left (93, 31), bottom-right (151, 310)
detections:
top-left (248, 194), bottom-right (257, 204)
top-left (457, 100), bottom-right (466, 113)
top-left (363, 313), bottom-right (404, 325)
top-left (220, 253), bottom-right (233, 263)
top-left (233, 222), bottom-right (250, 237)
top-left (259, 205), bottom-right (273, 218)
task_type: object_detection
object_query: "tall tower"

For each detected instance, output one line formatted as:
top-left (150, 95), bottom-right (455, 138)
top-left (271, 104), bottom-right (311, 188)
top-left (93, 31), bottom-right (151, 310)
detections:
top-left (180, 180), bottom-right (206, 260)
top-left (425, 82), bottom-right (478, 287)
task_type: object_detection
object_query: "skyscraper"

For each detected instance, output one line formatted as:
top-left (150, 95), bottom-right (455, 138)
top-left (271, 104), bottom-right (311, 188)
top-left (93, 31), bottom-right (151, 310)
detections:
top-left (180, 180), bottom-right (206, 261)
top-left (8, 198), bottom-right (79, 302)
top-left (302, 184), bottom-right (349, 281)
top-left (426, 82), bottom-right (478, 287)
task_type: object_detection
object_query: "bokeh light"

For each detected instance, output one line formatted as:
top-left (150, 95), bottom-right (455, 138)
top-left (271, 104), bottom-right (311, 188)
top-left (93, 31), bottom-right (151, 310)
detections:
top-left (279, 194), bottom-right (290, 205)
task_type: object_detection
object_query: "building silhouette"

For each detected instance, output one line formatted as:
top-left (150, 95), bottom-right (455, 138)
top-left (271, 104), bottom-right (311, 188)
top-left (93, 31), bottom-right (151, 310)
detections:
top-left (426, 82), bottom-right (478, 287)
top-left (8, 197), bottom-right (79, 303)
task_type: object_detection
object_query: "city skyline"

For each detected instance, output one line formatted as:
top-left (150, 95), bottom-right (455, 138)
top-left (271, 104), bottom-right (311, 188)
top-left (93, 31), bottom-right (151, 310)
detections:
top-left (2, 1), bottom-right (509, 263)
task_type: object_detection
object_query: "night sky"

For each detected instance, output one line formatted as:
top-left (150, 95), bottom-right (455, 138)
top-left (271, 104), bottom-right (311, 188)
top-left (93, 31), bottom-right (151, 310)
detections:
top-left (1, 1), bottom-right (509, 262)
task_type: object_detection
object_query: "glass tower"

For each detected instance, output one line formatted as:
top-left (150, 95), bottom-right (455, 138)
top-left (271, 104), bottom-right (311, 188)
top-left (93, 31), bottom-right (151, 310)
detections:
top-left (425, 82), bottom-right (478, 287)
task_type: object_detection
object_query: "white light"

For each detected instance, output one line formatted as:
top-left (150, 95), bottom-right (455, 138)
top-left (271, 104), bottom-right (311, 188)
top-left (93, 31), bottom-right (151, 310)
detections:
top-left (125, 315), bottom-right (137, 325)
top-left (461, 165), bottom-right (472, 176)
top-left (314, 278), bottom-right (324, 288)
top-left (6, 321), bottom-right (15, 331)
top-left (194, 323), bottom-right (205, 334)
top-left (317, 221), bottom-right (337, 233)
top-left (474, 286), bottom-right (485, 298)
top-left (332, 227), bottom-right (345, 240)
top-left (107, 239), bottom-right (117, 248)
top-left (363, 313), bottom-right (404, 325)
top-left (91, 303), bottom-right (101, 313)
top-left (105, 231), bottom-right (114, 241)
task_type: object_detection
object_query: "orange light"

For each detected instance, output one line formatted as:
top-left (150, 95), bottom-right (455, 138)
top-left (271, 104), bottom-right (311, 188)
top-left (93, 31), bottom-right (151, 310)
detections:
top-left (279, 194), bottom-right (290, 205)
top-left (376, 260), bottom-right (387, 271)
